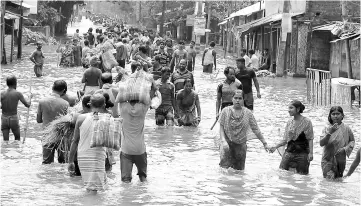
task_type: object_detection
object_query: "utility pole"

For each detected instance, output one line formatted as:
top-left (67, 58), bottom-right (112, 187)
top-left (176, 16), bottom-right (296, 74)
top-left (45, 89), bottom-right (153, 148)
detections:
top-left (341, 0), bottom-right (352, 78)
top-left (160, 0), bottom-right (166, 36)
top-left (276, 0), bottom-right (291, 77)
top-left (17, 0), bottom-right (23, 59)
top-left (1, 0), bottom-right (6, 64)
top-left (205, 2), bottom-right (211, 46)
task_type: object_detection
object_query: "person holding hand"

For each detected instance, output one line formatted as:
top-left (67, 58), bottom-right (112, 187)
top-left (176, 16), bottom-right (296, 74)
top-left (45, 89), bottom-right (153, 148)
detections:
top-left (269, 100), bottom-right (314, 175)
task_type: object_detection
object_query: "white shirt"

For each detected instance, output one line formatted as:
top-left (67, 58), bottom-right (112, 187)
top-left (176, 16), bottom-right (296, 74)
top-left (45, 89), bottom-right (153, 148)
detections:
top-left (251, 54), bottom-right (259, 69)
top-left (243, 55), bottom-right (251, 67)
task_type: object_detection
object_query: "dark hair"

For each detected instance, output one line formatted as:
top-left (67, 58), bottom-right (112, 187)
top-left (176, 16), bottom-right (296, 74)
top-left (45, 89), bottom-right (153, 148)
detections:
top-left (236, 57), bottom-right (245, 63)
top-left (101, 72), bottom-right (113, 84)
top-left (249, 50), bottom-right (255, 55)
top-left (242, 49), bottom-right (247, 53)
top-left (183, 78), bottom-right (192, 87)
top-left (6, 75), bottom-right (17, 86)
top-left (88, 28), bottom-right (93, 32)
top-left (95, 28), bottom-right (99, 33)
top-left (209, 41), bottom-right (215, 47)
top-left (76, 29), bottom-right (79, 32)
top-left (178, 40), bottom-right (185, 45)
top-left (328, 106), bottom-right (344, 124)
top-left (82, 95), bottom-right (91, 109)
top-left (224, 66), bottom-right (236, 75)
top-left (161, 67), bottom-right (171, 74)
top-left (102, 93), bottom-right (114, 109)
top-left (118, 38), bottom-right (122, 42)
top-left (99, 36), bottom-right (104, 43)
top-left (84, 40), bottom-right (89, 46)
top-left (90, 93), bottom-right (105, 108)
top-left (52, 80), bottom-right (67, 93)
top-left (131, 62), bottom-right (140, 73)
top-left (122, 39), bottom-right (127, 43)
top-left (290, 100), bottom-right (305, 113)
top-left (190, 41), bottom-right (195, 44)
top-left (138, 45), bottom-right (147, 53)
top-left (154, 55), bottom-right (160, 62)
top-left (264, 48), bottom-right (269, 52)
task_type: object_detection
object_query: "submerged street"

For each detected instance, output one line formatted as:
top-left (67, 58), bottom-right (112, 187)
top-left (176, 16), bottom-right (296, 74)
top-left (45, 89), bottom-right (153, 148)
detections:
top-left (0, 43), bottom-right (360, 205)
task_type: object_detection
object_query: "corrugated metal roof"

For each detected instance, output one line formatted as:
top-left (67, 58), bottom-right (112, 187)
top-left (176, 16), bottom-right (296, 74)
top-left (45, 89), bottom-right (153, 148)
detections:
top-left (225, 1), bottom-right (265, 20)
top-left (252, 12), bottom-right (304, 28)
top-left (313, 24), bottom-right (336, 31)
top-left (10, 1), bottom-right (33, 9)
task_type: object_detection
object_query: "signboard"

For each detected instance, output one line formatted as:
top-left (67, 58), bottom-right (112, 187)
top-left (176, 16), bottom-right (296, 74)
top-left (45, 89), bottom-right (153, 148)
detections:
top-left (186, 15), bottom-right (195, 26)
top-left (194, 17), bottom-right (206, 35)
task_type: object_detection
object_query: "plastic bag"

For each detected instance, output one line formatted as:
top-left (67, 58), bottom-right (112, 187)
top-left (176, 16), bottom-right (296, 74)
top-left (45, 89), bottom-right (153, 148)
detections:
top-left (116, 70), bottom-right (153, 104)
top-left (102, 50), bottom-right (118, 72)
top-left (90, 113), bottom-right (122, 150)
top-left (151, 90), bottom-right (162, 109)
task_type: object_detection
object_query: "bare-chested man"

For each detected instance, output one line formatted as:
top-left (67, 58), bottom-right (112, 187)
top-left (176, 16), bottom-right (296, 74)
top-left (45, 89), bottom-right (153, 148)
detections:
top-left (29, 42), bottom-right (45, 77)
top-left (170, 40), bottom-right (187, 72)
top-left (1, 75), bottom-right (32, 141)
top-left (82, 56), bottom-right (102, 95)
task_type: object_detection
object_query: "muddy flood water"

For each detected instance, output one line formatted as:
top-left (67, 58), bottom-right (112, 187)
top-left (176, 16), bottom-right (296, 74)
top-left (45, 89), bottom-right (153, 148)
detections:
top-left (1, 44), bottom-right (360, 205)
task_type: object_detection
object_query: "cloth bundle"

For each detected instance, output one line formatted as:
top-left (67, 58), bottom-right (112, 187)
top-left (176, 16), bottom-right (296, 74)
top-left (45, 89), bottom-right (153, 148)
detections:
top-left (90, 113), bottom-right (122, 150)
top-left (116, 70), bottom-right (153, 105)
top-left (102, 50), bottom-right (118, 72)
top-left (151, 90), bottom-right (162, 109)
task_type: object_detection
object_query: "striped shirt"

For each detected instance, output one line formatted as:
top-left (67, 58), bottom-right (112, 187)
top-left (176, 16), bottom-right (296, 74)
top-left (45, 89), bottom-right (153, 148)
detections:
top-left (170, 69), bottom-right (195, 93)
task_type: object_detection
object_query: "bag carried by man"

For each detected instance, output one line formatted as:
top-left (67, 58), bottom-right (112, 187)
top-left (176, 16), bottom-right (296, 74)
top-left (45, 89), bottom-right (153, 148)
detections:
top-left (101, 50), bottom-right (118, 72)
top-left (90, 112), bottom-right (122, 150)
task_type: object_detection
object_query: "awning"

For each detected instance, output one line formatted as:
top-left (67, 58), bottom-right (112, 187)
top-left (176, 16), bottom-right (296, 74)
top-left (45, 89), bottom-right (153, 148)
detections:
top-left (236, 21), bottom-right (256, 33)
top-left (5, 12), bottom-right (19, 20)
top-left (218, 20), bottom-right (227, 26)
top-left (313, 23), bottom-right (336, 31)
top-left (9, 1), bottom-right (33, 9)
top-left (5, 11), bottom-right (29, 20)
top-left (251, 12), bottom-right (304, 28)
top-left (225, 1), bottom-right (265, 20)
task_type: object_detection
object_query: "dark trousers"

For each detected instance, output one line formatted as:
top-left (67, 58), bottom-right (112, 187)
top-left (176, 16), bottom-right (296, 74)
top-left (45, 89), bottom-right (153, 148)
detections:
top-left (279, 152), bottom-right (310, 175)
top-left (117, 59), bottom-right (126, 68)
top-left (42, 143), bottom-right (66, 164)
top-left (120, 152), bottom-right (147, 182)
top-left (187, 60), bottom-right (193, 72)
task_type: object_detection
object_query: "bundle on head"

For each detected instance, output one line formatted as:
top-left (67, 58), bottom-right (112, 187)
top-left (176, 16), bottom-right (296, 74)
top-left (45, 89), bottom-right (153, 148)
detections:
top-left (41, 114), bottom-right (75, 156)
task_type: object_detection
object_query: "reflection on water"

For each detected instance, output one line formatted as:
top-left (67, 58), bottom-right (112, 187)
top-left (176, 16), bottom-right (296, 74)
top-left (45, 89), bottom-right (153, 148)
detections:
top-left (1, 48), bottom-right (360, 205)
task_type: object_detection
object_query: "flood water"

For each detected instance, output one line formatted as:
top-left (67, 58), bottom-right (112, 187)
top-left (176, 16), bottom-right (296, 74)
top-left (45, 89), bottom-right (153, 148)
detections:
top-left (1, 45), bottom-right (360, 206)
top-left (1, 17), bottom-right (360, 205)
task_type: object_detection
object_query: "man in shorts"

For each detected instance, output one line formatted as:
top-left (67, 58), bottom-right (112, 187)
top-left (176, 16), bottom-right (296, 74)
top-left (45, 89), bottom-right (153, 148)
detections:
top-left (155, 67), bottom-right (176, 126)
top-left (1, 75), bottom-right (32, 141)
top-left (235, 58), bottom-right (261, 111)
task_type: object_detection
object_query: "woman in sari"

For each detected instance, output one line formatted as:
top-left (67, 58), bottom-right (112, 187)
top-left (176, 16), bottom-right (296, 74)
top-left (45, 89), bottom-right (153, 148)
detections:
top-left (269, 100), bottom-right (314, 175)
top-left (320, 106), bottom-right (355, 179)
top-left (68, 94), bottom-right (114, 192)
top-left (175, 79), bottom-right (201, 127)
top-left (219, 90), bottom-right (269, 170)
top-left (57, 41), bottom-right (74, 67)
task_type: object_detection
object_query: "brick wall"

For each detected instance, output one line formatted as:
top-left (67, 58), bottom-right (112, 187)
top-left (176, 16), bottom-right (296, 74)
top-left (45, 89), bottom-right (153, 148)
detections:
top-left (306, 1), bottom-right (360, 22)
top-left (310, 31), bottom-right (332, 71)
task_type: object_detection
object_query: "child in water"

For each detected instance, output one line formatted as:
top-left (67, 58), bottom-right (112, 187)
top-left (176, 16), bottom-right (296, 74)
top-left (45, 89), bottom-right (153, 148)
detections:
top-left (29, 42), bottom-right (45, 77)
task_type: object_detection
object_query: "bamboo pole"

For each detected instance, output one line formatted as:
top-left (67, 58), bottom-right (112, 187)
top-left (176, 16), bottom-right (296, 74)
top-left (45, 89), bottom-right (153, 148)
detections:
top-left (23, 74), bottom-right (33, 144)
top-left (10, 19), bottom-right (14, 62)
top-left (1, 1), bottom-right (6, 64)
top-left (341, 0), bottom-right (353, 78)
top-left (17, 0), bottom-right (23, 59)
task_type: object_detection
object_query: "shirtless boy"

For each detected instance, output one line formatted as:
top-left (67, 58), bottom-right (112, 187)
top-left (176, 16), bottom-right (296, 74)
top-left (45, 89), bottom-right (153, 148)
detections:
top-left (170, 40), bottom-right (187, 71)
top-left (1, 75), bottom-right (32, 141)
top-left (82, 56), bottom-right (102, 95)
top-left (155, 67), bottom-right (176, 126)
top-left (30, 42), bottom-right (45, 77)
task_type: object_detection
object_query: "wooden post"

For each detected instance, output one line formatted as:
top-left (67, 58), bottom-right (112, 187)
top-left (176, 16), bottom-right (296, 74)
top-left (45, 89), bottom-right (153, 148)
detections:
top-left (17, 0), bottom-right (23, 59)
top-left (270, 24), bottom-right (273, 72)
top-left (276, 0), bottom-right (291, 77)
top-left (159, 0), bottom-right (166, 36)
top-left (341, 0), bottom-right (352, 78)
top-left (261, 26), bottom-right (265, 51)
top-left (1, 1), bottom-right (6, 64)
top-left (10, 19), bottom-right (14, 62)
top-left (205, 2), bottom-right (211, 46)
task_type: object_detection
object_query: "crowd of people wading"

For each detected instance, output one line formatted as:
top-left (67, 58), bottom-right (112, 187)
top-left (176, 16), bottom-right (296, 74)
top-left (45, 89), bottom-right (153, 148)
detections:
top-left (1, 17), bottom-right (360, 193)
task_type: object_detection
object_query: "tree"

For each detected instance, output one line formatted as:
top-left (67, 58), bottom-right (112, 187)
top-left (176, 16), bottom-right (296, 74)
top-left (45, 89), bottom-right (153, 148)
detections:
top-left (36, 1), bottom-right (61, 26)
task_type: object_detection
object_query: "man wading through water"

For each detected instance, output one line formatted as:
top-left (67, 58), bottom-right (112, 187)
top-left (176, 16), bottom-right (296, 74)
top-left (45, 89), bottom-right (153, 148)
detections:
top-left (1, 75), bottom-right (32, 141)
top-left (37, 80), bottom-right (69, 164)
top-left (235, 58), bottom-right (261, 111)
top-left (216, 66), bottom-right (243, 119)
